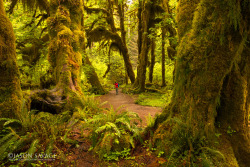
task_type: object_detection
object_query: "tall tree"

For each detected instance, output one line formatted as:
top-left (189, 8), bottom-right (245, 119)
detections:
top-left (153, 0), bottom-right (250, 166)
top-left (81, 0), bottom-right (106, 94)
top-left (134, 0), bottom-right (152, 92)
top-left (8, 0), bottom-right (86, 112)
top-left (149, 39), bottom-right (155, 83)
top-left (0, 0), bottom-right (22, 118)
top-left (161, 27), bottom-right (166, 87)
top-left (85, 0), bottom-right (135, 83)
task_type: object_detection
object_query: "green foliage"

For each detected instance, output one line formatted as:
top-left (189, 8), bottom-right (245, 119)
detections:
top-left (226, 126), bottom-right (236, 136)
top-left (135, 92), bottom-right (171, 107)
top-left (83, 107), bottom-right (142, 160)
top-left (0, 100), bottom-right (78, 166)
top-left (7, 2), bottom-right (49, 89)
top-left (154, 118), bottom-right (225, 166)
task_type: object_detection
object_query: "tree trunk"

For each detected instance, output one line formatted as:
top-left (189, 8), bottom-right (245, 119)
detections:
top-left (31, 0), bottom-right (85, 113)
top-left (116, 0), bottom-right (135, 84)
top-left (135, 0), bottom-right (151, 92)
top-left (137, 0), bottom-right (142, 57)
top-left (149, 39), bottom-right (155, 83)
top-left (216, 37), bottom-right (250, 166)
top-left (82, 0), bottom-right (105, 94)
top-left (47, 0), bottom-right (83, 94)
top-left (82, 55), bottom-right (106, 94)
top-left (153, 0), bottom-right (250, 166)
top-left (161, 28), bottom-right (166, 87)
top-left (0, 0), bottom-right (22, 118)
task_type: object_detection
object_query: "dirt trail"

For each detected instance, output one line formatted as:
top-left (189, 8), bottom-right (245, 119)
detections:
top-left (95, 89), bottom-right (162, 127)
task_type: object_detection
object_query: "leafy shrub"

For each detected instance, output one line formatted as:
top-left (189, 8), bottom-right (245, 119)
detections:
top-left (84, 107), bottom-right (142, 160)
top-left (0, 101), bottom-right (78, 166)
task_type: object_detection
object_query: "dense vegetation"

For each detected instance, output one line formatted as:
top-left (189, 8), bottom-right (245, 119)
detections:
top-left (0, 0), bottom-right (249, 166)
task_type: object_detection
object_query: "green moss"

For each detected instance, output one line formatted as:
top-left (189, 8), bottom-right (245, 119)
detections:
top-left (0, 14), bottom-right (22, 119)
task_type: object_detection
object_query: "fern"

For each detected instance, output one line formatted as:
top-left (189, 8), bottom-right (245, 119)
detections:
top-left (0, 135), bottom-right (19, 161)
top-left (84, 107), bottom-right (142, 160)
top-left (27, 139), bottom-right (39, 156)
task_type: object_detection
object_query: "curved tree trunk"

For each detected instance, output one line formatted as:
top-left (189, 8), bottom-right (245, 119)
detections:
top-left (116, 0), bottom-right (135, 84)
top-left (0, 0), bottom-right (22, 118)
top-left (154, 0), bottom-right (250, 166)
top-left (82, 0), bottom-right (105, 94)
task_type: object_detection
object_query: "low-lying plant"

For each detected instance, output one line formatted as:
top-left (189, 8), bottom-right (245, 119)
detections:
top-left (0, 100), bottom-right (78, 166)
top-left (83, 106), bottom-right (143, 161)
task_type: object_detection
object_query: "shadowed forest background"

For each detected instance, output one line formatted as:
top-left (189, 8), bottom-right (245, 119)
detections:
top-left (0, 0), bottom-right (249, 166)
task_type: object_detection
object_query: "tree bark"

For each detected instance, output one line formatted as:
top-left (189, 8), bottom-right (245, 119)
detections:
top-left (216, 37), bottom-right (250, 166)
top-left (32, 0), bottom-right (85, 113)
top-left (135, 0), bottom-right (151, 92)
top-left (47, 0), bottom-right (84, 93)
top-left (85, 1), bottom-right (135, 83)
top-left (154, 0), bottom-right (250, 166)
top-left (82, 55), bottom-right (106, 94)
top-left (161, 28), bottom-right (166, 87)
top-left (0, 0), bottom-right (22, 118)
top-left (82, 0), bottom-right (105, 94)
top-left (149, 39), bottom-right (155, 83)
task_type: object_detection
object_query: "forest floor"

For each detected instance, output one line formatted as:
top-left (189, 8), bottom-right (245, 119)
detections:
top-left (61, 89), bottom-right (165, 167)
top-left (95, 89), bottom-right (162, 127)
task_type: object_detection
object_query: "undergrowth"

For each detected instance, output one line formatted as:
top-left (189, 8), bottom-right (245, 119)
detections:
top-left (135, 91), bottom-right (172, 107)
top-left (82, 107), bottom-right (143, 161)
top-left (0, 100), bottom-right (79, 166)
top-left (154, 118), bottom-right (225, 167)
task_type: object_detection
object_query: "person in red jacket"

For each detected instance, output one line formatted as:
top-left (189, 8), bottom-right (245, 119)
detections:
top-left (114, 82), bottom-right (119, 95)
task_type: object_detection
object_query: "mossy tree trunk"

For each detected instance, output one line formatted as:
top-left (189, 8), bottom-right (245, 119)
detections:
top-left (154, 0), bottom-right (250, 166)
top-left (135, 0), bottom-right (152, 92)
top-left (47, 0), bottom-right (84, 93)
top-left (82, 55), bottom-right (106, 94)
top-left (85, 0), bottom-right (135, 84)
top-left (0, 0), bottom-right (22, 118)
top-left (216, 37), bottom-right (250, 166)
top-left (149, 39), bottom-right (155, 83)
top-left (161, 27), bottom-right (166, 87)
top-left (34, 0), bottom-right (85, 112)
top-left (82, 0), bottom-right (105, 95)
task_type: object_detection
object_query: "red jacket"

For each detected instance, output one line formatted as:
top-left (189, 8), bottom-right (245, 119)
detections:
top-left (115, 83), bottom-right (118, 88)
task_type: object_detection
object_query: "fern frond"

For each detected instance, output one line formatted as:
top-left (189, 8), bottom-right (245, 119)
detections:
top-left (0, 132), bottom-right (14, 146)
top-left (3, 119), bottom-right (22, 127)
top-left (200, 147), bottom-right (225, 161)
top-left (107, 122), bottom-right (121, 137)
top-left (27, 139), bottom-right (39, 156)
top-left (0, 135), bottom-right (19, 161)
top-left (95, 124), bottom-right (110, 134)
top-left (115, 117), bottom-right (131, 131)
top-left (129, 136), bottom-right (135, 148)
top-left (11, 135), bottom-right (30, 152)
top-left (45, 141), bottom-right (54, 155)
